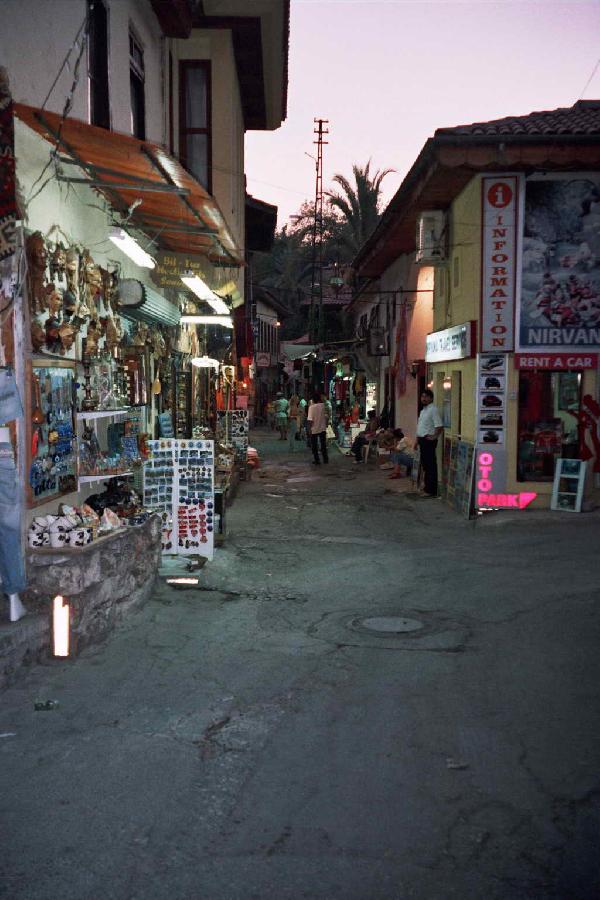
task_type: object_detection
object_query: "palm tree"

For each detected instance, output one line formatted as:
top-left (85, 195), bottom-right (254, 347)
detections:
top-left (326, 160), bottom-right (394, 257)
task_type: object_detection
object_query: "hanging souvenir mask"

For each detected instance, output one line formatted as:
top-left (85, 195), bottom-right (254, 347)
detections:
top-left (58, 322), bottom-right (76, 353)
top-left (50, 243), bottom-right (66, 280)
top-left (45, 285), bottom-right (63, 317)
top-left (31, 320), bottom-right (46, 351)
top-left (81, 250), bottom-right (102, 318)
top-left (65, 247), bottom-right (79, 297)
top-left (26, 231), bottom-right (48, 314)
top-left (84, 320), bottom-right (102, 357)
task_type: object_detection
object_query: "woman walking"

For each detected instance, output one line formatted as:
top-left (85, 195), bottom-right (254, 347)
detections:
top-left (274, 392), bottom-right (289, 441)
top-left (288, 393), bottom-right (301, 450)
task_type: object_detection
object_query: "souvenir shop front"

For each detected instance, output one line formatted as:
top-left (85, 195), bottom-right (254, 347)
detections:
top-left (0, 101), bottom-right (245, 667)
top-left (323, 353), bottom-right (380, 454)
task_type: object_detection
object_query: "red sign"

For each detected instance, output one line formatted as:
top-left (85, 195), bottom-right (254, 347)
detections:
top-left (487, 182), bottom-right (513, 209)
top-left (477, 450), bottom-right (537, 510)
top-left (515, 353), bottom-right (598, 370)
top-left (481, 175), bottom-right (520, 353)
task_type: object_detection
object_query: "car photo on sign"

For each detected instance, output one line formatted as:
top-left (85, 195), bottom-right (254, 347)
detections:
top-left (481, 355), bottom-right (505, 372)
top-left (481, 393), bottom-right (504, 408)
top-left (478, 428), bottom-right (504, 445)
top-left (479, 411), bottom-right (504, 427)
top-left (483, 375), bottom-right (503, 389)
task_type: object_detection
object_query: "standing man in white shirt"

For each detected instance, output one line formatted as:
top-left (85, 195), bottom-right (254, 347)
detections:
top-left (307, 391), bottom-right (329, 465)
top-left (414, 388), bottom-right (443, 496)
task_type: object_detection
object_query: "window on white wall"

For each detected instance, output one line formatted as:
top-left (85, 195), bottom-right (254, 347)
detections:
top-left (179, 61), bottom-right (211, 191)
top-left (129, 28), bottom-right (145, 139)
top-left (88, 0), bottom-right (110, 129)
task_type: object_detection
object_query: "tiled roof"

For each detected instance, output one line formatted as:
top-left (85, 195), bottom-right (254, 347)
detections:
top-left (435, 99), bottom-right (600, 138)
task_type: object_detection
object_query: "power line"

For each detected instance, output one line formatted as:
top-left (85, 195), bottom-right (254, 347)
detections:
top-left (577, 53), bottom-right (600, 101)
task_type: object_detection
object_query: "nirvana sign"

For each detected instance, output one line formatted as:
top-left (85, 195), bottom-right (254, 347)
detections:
top-left (517, 175), bottom-right (600, 351)
top-left (481, 176), bottom-right (520, 353)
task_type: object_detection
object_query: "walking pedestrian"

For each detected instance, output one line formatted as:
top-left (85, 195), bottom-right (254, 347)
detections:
top-left (298, 395), bottom-right (307, 441)
top-left (414, 389), bottom-right (443, 496)
top-left (307, 391), bottom-right (329, 465)
top-left (287, 393), bottom-right (301, 450)
top-left (274, 392), bottom-right (289, 441)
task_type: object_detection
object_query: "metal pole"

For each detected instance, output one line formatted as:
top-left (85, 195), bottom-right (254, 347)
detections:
top-left (309, 118), bottom-right (328, 347)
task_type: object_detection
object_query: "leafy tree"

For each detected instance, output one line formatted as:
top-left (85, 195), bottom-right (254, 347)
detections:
top-left (326, 160), bottom-right (394, 256)
top-left (252, 161), bottom-right (394, 340)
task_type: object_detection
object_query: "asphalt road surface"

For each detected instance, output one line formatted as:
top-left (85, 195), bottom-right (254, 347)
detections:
top-left (1, 431), bottom-right (600, 899)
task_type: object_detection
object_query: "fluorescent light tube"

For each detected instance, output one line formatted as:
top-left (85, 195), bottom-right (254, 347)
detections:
top-left (109, 228), bottom-right (155, 268)
top-left (191, 356), bottom-right (220, 369)
top-left (181, 273), bottom-right (230, 314)
top-left (180, 315), bottom-right (233, 328)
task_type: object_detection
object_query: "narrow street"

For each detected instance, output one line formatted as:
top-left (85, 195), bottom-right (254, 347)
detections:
top-left (2, 432), bottom-right (600, 900)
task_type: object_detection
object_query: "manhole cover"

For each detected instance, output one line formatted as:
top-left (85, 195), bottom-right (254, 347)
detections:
top-left (303, 607), bottom-right (470, 652)
top-left (357, 616), bottom-right (424, 634)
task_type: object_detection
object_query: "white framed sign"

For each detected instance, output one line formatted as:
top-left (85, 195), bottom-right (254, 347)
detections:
top-left (481, 175), bottom-right (521, 352)
top-left (476, 353), bottom-right (507, 449)
top-left (425, 322), bottom-right (475, 363)
top-left (551, 458), bottom-right (586, 513)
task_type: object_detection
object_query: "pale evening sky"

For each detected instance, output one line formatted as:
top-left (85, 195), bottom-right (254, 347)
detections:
top-left (245, 0), bottom-right (600, 230)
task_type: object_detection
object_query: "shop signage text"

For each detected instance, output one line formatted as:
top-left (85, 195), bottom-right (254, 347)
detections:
top-left (477, 451), bottom-right (537, 510)
top-left (154, 252), bottom-right (208, 289)
top-left (425, 322), bottom-right (475, 363)
top-left (255, 352), bottom-right (271, 368)
top-left (481, 176), bottom-right (519, 352)
top-left (515, 353), bottom-right (598, 370)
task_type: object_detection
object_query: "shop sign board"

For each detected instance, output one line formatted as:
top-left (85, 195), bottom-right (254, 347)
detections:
top-left (476, 449), bottom-right (537, 510)
top-left (441, 436), bottom-right (476, 518)
top-left (154, 251), bottom-right (209, 289)
top-left (425, 322), bottom-right (475, 363)
top-left (481, 175), bottom-right (520, 352)
top-left (477, 353), bottom-right (507, 447)
top-left (514, 353), bottom-right (598, 370)
top-left (255, 352), bottom-right (271, 368)
top-left (517, 174), bottom-right (600, 352)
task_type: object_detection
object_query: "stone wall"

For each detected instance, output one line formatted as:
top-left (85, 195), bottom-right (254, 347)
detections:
top-left (1, 514), bottom-right (161, 689)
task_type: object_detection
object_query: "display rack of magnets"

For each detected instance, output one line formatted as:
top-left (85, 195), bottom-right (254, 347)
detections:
top-left (143, 438), bottom-right (214, 560)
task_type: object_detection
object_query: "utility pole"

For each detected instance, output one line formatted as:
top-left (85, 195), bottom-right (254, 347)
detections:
top-left (309, 117), bottom-right (328, 345)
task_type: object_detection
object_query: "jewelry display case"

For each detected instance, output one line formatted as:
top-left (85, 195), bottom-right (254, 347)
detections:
top-left (27, 359), bottom-right (77, 507)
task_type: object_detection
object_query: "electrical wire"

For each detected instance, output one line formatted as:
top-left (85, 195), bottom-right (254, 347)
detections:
top-left (577, 53), bottom-right (600, 102)
top-left (40, 14), bottom-right (89, 111)
top-left (26, 10), bottom-right (89, 207)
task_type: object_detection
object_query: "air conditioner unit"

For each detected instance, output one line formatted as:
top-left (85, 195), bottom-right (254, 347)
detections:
top-left (416, 210), bottom-right (446, 264)
top-left (118, 279), bottom-right (181, 327)
top-left (367, 326), bottom-right (387, 356)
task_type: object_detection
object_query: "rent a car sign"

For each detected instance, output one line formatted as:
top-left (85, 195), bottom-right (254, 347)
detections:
top-left (514, 353), bottom-right (598, 370)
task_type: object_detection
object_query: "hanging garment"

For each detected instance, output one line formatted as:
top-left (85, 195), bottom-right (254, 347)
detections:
top-left (0, 443), bottom-right (26, 594)
top-left (0, 367), bottom-right (23, 423)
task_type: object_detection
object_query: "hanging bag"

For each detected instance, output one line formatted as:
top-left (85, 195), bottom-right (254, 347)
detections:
top-left (0, 367), bottom-right (23, 424)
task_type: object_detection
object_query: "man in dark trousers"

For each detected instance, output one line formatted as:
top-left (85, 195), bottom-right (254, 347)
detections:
top-left (307, 391), bottom-right (329, 465)
top-left (414, 388), bottom-right (443, 496)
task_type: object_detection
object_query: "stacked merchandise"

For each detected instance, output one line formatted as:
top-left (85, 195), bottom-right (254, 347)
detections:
top-left (144, 439), bottom-right (215, 560)
top-left (216, 410), bottom-right (249, 465)
top-left (174, 370), bottom-right (191, 437)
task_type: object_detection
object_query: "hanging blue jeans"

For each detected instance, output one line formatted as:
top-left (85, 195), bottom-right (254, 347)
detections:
top-left (0, 444), bottom-right (26, 594)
